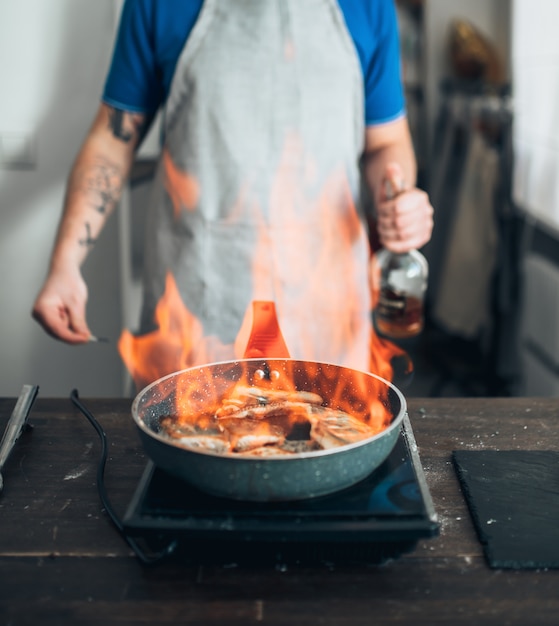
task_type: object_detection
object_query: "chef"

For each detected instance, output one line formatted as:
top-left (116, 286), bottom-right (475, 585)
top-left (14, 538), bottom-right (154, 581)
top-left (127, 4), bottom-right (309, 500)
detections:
top-left (32, 0), bottom-right (433, 383)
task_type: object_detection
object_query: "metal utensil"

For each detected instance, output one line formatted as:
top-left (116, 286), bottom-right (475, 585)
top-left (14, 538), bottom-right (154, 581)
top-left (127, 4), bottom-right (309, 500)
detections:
top-left (0, 384), bottom-right (39, 492)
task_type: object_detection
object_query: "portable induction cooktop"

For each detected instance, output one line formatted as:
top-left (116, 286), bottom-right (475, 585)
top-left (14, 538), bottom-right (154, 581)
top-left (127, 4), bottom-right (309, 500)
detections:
top-left (123, 414), bottom-right (439, 565)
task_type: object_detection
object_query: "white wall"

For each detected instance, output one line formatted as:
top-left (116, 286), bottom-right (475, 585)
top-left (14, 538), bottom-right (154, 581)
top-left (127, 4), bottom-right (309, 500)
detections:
top-left (0, 0), bottom-right (126, 397)
top-left (511, 0), bottom-right (559, 395)
top-left (512, 0), bottom-right (559, 234)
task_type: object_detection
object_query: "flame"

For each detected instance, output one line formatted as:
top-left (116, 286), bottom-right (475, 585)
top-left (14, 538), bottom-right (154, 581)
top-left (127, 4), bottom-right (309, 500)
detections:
top-left (140, 357), bottom-right (398, 444)
top-left (120, 272), bottom-right (405, 438)
top-left (120, 133), bottom-right (409, 437)
top-left (118, 273), bottom-right (233, 390)
top-left (163, 148), bottom-right (200, 217)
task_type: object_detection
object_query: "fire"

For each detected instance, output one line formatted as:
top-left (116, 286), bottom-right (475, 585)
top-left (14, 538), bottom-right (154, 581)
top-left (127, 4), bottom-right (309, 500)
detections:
top-left (163, 148), bottom-right (199, 217)
top-left (118, 273), bottom-right (234, 390)
top-left (119, 133), bottom-right (410, 436)
top-left (119, 276), bottom-right (405, 438)
top-left (142, 356), bottom-right (398, 454)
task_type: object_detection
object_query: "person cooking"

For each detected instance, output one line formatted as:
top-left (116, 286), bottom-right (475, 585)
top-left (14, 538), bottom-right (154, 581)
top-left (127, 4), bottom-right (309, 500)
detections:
top-left (32, 0), bottom-right (434, 389)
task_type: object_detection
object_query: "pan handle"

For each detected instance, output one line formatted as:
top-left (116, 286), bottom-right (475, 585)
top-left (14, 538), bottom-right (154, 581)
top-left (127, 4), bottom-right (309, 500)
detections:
top-left (243, 301), bottom-right (291, 359)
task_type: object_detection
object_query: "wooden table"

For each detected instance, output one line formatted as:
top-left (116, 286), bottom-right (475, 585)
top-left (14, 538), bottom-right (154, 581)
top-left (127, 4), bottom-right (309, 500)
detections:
top-left (0, 396), bottom-right (558, 625)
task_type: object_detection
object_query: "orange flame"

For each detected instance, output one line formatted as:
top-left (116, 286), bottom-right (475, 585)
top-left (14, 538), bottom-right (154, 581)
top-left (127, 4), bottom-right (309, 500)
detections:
top-left (163, 148), bottom-right (199, 217)
top-left (119, 133), bottom-right (409, 436)
top-left (118, 273), bottom-right (233, 390)
top-left (119, 274), bottom-right (405, 438)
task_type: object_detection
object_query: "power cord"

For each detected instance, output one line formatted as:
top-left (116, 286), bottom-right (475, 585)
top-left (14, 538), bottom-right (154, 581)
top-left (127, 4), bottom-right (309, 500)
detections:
top-left (70, 389), bottom-right (177, 565)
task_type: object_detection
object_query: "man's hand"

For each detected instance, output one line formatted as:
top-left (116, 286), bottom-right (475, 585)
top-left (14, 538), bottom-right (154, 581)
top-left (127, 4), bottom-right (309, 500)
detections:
top-left (363, 119), bottom-right (434, 254)
top-left (32, 266), bottom-right (91, 344)
top-left (376, 162), bottom-right (433, 253)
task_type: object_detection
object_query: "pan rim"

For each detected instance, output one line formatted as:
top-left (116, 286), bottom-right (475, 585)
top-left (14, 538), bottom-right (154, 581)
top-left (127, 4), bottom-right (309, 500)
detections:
top-left (131, 357), bottom-right (407, 461)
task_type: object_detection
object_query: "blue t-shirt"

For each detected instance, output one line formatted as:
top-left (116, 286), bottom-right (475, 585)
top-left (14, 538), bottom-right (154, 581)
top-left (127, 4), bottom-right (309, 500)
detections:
top-left (103, 0), bottom-right (405, 126)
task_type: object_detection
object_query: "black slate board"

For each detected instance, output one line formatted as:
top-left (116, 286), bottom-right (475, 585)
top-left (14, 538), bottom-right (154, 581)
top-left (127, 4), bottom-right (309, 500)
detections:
top-left (452, 450), bottom-right (559, 569)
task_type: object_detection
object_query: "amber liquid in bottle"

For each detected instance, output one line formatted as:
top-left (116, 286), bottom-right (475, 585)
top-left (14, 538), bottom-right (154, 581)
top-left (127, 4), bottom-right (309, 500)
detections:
top-left (375, 250), bottom-right (429, 339)
top-left (374, 173), bottom-right (429, 340)
top-left (376, 291), bottom-right (424, 338)
top-left (375, 249), bottom-right (428, 339)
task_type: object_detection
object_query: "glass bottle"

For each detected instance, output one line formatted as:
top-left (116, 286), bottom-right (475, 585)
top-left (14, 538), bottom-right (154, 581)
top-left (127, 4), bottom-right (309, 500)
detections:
top-left (374, 248), bottom-right (428, 339)
top-left (373, 176), bottom-right (429, 339)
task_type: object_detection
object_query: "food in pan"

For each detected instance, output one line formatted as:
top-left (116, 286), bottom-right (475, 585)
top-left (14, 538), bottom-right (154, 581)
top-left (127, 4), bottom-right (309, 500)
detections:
top-left (158, 385), bottom-right (383, 456)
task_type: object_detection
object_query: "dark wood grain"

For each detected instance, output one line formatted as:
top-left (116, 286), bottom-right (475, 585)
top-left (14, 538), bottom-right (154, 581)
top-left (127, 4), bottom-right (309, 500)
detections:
top-left (0, 396), bottom-right (558, 625)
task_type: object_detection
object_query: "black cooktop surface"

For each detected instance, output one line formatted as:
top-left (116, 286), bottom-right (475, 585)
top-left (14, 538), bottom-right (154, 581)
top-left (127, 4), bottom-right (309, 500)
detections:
top-left (123, 415), bottom-right (438, 565)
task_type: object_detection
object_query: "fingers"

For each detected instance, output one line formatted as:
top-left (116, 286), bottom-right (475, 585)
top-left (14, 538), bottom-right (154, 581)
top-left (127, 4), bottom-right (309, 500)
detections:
top-left (377, 187), bottom-right (434, 253)
top-left (32, 298), bottom-right (91, 344)
top-left (383, 162), bottom-right (406, 200)
top-left (31, 273), bottom-right (92, 344)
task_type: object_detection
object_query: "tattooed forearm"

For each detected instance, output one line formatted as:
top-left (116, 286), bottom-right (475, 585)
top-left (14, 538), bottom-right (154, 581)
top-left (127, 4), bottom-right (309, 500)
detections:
top-left (108, 107), bottom-right (146, 144)
top-left (81, 156), bottom-right (123, 215)
top-left (78, 222), bottom-right (96, 248)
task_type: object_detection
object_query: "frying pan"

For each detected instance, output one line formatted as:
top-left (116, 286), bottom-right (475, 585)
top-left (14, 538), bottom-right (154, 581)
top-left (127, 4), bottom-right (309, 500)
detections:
top-left (131, 302), bottom-right (407, 502)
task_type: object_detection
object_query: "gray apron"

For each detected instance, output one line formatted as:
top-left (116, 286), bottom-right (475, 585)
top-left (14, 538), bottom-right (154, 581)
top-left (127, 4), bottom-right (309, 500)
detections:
top-left (137, 0), bottom-right (371, 376)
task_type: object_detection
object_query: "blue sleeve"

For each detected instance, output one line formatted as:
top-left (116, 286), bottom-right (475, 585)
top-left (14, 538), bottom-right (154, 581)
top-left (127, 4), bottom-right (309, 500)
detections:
top-left (339, 0), bottom-right (406, 126)
top-left (102, 0), bottom-right (161, 114)
top-left (106, 0), bottom-right (404, 124)
top-left (364, 0), bottom-right (406, 125)
top-left (102, 0), bottom-right (202, 115)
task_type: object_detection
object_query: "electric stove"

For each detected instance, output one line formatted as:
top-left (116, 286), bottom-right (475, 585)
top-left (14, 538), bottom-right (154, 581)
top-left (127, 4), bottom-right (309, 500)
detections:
top-left (123, 415), bottom-right (439, 565)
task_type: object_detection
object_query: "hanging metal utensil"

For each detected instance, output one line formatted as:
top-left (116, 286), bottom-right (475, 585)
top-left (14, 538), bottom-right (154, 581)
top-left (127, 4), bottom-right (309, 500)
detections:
top-left (0, 384), bottom-right (39, 492)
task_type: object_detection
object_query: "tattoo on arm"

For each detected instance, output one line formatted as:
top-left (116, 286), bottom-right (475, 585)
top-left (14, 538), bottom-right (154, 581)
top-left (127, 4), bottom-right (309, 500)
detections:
top-left (107, 107), bottom-right (147, 144)
top-left (79, 223), bottom-right (96, 248)
top-left (76, 158), bottom-right (119, 247)
top-left (83, 157), bottom-right (123, 215)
